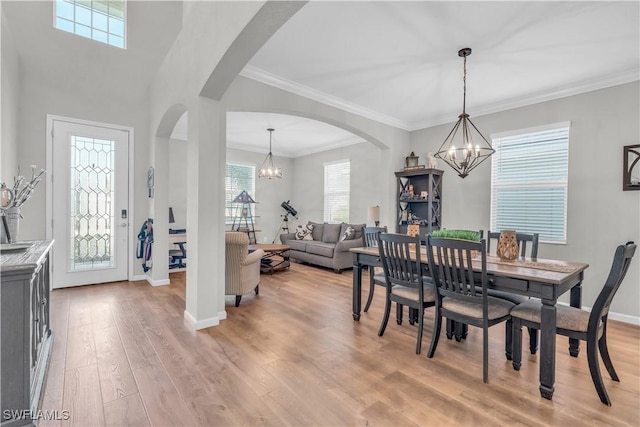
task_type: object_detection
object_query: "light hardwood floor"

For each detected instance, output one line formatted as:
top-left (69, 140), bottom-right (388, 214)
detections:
top-left (40, 262), bottom-right (640, 426)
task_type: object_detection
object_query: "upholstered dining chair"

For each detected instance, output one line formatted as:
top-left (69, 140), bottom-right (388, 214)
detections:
top-left (377, 233), bottom-right (436, 354)
top-left (510, 241), bottom-right (636, 405)
top-left (426, 236), bottom-right (514, 382)
top-left (487, 230), bottom-right (540, 359)
top-left (363, 226), bottom-right (387, 313)
top-left (225, 231), bottom-right (265, 307)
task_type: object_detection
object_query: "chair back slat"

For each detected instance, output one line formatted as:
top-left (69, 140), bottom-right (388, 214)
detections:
top-left (589, 241), bottom-right (636, 331)
top-left (364, 226), bottom-right (388, 247)
top-left (428, 236), bottom-right (487, 303)
top-left (377, 233), bottom-right (423, 292)
top-left (487, 230), bottom-right (539, 258)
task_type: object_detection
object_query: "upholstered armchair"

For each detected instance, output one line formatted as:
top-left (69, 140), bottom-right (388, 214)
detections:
top-left (225, 232), bottom-right (264, 307)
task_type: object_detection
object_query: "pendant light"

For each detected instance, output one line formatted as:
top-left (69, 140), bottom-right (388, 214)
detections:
top-left (434, 48), bottom-right (494, 178)
top-left (258, 128), bottom-right (282, 179)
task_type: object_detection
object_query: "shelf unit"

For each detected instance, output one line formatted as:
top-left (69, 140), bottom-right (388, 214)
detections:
top-left (395, 168), bottom-right (443, 239)
top-left (231, 190), bottom-right (258, 244)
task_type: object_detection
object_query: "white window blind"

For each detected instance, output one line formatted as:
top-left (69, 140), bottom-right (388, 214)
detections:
top-left (324, 161), bottom-right (350, 223)
top-left (225, 163), bottom-right (255, 224)
top-left (55, 0), bottom-right (126, 49)
top-left (490, 124), bottom-right (569, 244)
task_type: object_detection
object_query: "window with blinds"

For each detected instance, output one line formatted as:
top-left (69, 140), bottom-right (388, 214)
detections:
top-left (324, 160), bottom-right (350, 223)
top-left (55, 0), bottom-right (126, 49)
top-left (490, 123), bottom-right (569, 244)
top-left (225, 163), bottom-right (255, 224)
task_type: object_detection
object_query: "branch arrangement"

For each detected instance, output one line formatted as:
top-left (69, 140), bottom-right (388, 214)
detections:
top-left (5, 165), bottom-right (46, 208)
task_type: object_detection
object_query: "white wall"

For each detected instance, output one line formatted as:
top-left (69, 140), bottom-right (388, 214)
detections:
top-left (168, 139), bottom-right (188, 231)
top-left (1, 9), bottom-right (20, 188)
top-left (410, 82), bottom-right (640, 321)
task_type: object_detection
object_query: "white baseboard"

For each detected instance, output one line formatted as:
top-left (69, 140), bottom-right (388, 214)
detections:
top-left (131, 274), bottom-right (147, 282)
top-left (600, 310), bottom-right (639, 326)
top-left (183, 309), bottom-right (227, 330)
top-left (146, 276), bottom-right (170, 287)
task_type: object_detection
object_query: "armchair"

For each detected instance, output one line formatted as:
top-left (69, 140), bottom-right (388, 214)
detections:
top-left (225, 232), bottom-right (265, 307)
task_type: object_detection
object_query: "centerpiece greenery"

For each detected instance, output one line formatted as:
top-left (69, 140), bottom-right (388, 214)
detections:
top-left (429, 229), bottom-right (481, 241)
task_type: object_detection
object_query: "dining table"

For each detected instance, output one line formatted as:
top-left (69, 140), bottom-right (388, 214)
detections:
top-left (350, 245), bottom-right (589, 401)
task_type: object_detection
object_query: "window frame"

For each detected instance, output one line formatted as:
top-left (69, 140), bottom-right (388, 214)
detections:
top-left (323, 159), bottom-right (351, 224)
top-left (54, 0), bottom-right (127, 49)
top-left (225, 162), bottom-right (256, 225)
top-left (490, 122), bottom-right (570, 245)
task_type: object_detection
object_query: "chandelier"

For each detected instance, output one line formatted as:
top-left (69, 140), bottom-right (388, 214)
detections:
top-left (258, 128), bottom-right (282, 179)
top-left (434, 48), bottom-right (494, 178)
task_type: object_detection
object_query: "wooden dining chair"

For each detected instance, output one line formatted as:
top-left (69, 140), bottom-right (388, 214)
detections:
top-left (363, 226), bottom-right (387, 313)
top-left (510, 241), bottom-right (636, 405)
top-left (426, 236), bottom-right (515, 382)
top-left (487, 230), bottom-right (540, 359)
top-left (377, 233), bottom-right (436, 354)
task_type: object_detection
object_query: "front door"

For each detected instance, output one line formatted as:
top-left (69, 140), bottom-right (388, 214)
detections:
top-left (50, 119), bottom-right (130, 288)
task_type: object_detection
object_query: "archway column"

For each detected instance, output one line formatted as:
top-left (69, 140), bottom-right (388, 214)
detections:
top-left (148, 134), bottom-right (171, 285)
top-left (184, 96), bottom-right (227, 329)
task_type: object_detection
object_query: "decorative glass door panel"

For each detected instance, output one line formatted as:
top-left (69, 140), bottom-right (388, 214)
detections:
top-left (69, 136), bottom-right (116, 271)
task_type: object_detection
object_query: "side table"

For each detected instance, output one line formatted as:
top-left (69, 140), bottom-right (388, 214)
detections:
top-left (248, 243), bottom-right (290, 274)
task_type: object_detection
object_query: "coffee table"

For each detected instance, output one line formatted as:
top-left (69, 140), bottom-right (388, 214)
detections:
top-left (248, 243), bottom-right (291, 274)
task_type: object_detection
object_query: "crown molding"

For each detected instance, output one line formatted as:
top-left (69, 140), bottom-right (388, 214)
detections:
top-left (228, 136), bottom-right (364, 159)
top-left (242, 66), bottom-right (639, 133)
top-left (370, 68), bottom-right (640, 131)
top-left (239, 66), bottom-right (411, 130)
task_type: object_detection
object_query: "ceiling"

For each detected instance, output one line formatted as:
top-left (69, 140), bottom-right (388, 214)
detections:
top-left (179, 1), bottom-right (640, 156)
top-left (244, 1), bottom-right (639, 130)
top-left (5, 1), bottom-right (638, 156)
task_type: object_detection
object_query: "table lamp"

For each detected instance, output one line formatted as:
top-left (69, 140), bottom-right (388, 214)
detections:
top-left (368, 205), bottom-right (380, 227)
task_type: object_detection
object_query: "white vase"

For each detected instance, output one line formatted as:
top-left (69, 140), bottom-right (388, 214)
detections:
top-left (1, 207), bottom-right (21, 244)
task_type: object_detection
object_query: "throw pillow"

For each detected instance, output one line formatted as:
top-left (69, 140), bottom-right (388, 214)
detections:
top-left (295, 224), bottom-right (314, 241)
top-left (340, 225), bottom-right (356, 241)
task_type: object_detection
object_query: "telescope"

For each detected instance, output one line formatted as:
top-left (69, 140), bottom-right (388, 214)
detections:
top-left (280, 200), bottom-right (298, 219)
top-left (272, 200), bottom-right (298, 243)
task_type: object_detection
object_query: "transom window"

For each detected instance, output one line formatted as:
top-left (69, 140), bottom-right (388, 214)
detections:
top-left (225, 163), bottom-right (256, 225)
top-left (490, 123), bottom-right (570, 244)
top-left (54, 0), bottom-right (126, 49)
top-left (324, 160), bottom-right (350, 223)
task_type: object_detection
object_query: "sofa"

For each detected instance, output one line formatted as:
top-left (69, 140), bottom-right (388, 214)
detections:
top-left (280, 221), bottom-right (365, 273)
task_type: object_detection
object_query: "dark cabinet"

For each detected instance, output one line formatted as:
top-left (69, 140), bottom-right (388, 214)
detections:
top-left (1, 240), bottom-right (54, 427)
top-left (395, 169), bottom-right (443, 239)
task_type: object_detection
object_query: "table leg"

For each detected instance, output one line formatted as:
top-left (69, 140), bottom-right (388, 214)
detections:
top-left (569, 282), bottom-right (582, 357)
top-left (539, 298), bottom-right (557, 400)
top-left (353, 261), bottom-right (362, 321)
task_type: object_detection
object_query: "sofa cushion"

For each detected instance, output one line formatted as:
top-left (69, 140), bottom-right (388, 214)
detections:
top-left (295, 224), bottom-right (313, 240)
top-left (322, 223), bottom-right (343, 243)
top-left (308, 221), bottom-right (324, 241)
top-left (287, 240), bottom-right (308, 251)
top-left (305, 241), bottom-right (335, 258)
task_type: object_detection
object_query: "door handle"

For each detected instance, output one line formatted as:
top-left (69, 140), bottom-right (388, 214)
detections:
top-left (119, 223), bottom-right (128, 228)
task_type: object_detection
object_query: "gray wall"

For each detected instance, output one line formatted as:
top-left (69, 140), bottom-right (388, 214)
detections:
top-left (290, 141), bottom-right (388, 228)
top-left (226, 147), bottom-right (294, 244)
top-left (411, 82), bottom-right (640, 320)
